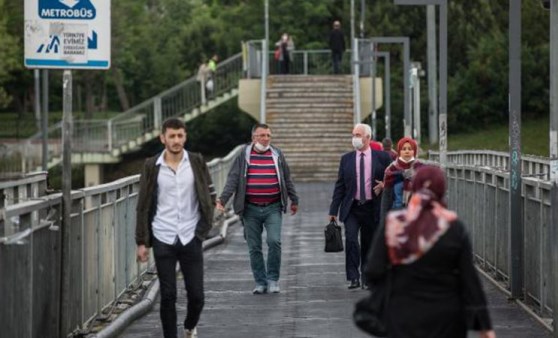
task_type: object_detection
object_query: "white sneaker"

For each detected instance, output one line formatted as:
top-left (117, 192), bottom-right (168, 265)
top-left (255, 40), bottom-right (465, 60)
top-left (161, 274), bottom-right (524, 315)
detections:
top-left (252, 284), bottom-right (267, 294)
top-left (268, 280), bottom-right (280, 293)
top-left (185, 327), bottom-right (197, 338)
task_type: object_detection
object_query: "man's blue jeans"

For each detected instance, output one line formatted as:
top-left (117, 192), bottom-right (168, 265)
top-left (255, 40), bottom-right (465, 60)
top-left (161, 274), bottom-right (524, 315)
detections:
top-left (242, 202), bottom-right (283, 287)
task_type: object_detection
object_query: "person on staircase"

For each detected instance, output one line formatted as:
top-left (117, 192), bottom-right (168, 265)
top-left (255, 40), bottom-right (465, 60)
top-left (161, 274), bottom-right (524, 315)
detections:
top-left (275, 33), bottom-right (295, 74)
top-left (329, 20), bottom-right (346, 74)
top-left (216, 123), bottom-right (299, 294)
top-left (329, 123), bottom-right (392, 290)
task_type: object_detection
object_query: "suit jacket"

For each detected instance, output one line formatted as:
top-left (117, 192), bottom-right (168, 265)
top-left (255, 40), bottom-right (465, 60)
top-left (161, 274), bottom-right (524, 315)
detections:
top-left (329, 149), bottom-right (392, 223)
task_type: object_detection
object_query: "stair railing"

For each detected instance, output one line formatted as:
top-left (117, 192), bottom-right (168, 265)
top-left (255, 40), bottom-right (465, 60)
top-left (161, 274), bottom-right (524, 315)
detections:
top-left (12, 53), bottom-right (243, 174)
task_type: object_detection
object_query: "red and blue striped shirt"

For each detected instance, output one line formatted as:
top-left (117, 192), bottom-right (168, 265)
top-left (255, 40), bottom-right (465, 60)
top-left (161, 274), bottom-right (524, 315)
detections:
top-left (246, 149), bottom-right (280, 204)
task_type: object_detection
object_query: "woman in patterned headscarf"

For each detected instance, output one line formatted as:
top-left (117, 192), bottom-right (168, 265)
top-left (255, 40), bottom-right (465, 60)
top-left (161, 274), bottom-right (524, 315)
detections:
top-left (365, 166), bottom-right (495, 338)
top-left (379, 137), bottom-right (423, 227)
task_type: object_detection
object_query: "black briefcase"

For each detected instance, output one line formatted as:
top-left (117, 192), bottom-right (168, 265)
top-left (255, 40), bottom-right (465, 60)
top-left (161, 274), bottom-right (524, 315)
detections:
top-left (324, 219), bottom-right (344, 252)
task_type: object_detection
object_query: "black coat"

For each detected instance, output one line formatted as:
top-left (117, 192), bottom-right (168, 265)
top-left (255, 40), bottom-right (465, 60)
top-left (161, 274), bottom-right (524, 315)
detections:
top-left (365, 220), bottom-right (493, 338)
top-left (329, 29), bottom-right (346, 52)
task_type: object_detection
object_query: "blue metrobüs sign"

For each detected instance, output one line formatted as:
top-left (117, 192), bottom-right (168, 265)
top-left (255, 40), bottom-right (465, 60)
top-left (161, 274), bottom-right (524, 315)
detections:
top-left (39, 0), bottom-right (96, 20)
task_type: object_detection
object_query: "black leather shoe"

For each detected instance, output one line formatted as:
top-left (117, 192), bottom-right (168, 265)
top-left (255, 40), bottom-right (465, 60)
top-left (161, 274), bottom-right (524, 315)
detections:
top-left (348, 279), bottom-right (361, 289)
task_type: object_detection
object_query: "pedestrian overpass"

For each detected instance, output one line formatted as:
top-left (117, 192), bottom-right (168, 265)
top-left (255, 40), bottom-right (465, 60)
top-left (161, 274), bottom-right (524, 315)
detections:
top-left (1, 40), bottom-right (557, 337)
top-left (0, 147), bottom-right (555, 337)
top-left (5, 41), bottom-right (386, 185)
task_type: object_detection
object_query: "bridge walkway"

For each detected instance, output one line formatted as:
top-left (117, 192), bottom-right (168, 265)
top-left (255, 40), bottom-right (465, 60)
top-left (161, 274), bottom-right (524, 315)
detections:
top-left (119, 182), bottom-right (551, 338)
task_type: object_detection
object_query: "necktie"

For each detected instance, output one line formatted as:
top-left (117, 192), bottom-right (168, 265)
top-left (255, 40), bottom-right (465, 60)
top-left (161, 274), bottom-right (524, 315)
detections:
top-left (360, 153), bottom-right (366, 201)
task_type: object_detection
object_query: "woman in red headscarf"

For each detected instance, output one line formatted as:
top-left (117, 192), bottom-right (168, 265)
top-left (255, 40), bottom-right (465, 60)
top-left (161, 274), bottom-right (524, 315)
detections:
top-left (379, 137), bottom-right (423, 227)
top-left (365, 166), bottom-right (495, 338)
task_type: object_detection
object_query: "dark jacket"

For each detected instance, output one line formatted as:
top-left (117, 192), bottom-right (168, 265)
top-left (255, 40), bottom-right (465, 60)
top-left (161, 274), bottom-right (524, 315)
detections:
top-left (329, 29), bottom-right (346, 52)
top-left (329, 149), bottom-right (392, 223)
top-left (218, 144), bottom-right (298, 216)
top-left (135, 151), bottom-right (216, 247)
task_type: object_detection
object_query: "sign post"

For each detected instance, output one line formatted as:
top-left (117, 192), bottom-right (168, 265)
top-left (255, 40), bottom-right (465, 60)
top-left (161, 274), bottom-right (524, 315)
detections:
top-left (24, 1), bottom-right (110, 335)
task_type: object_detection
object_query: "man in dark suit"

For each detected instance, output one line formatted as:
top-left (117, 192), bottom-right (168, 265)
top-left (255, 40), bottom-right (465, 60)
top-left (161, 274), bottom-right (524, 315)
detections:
top-left (329, 123), bottom-right (392, 289)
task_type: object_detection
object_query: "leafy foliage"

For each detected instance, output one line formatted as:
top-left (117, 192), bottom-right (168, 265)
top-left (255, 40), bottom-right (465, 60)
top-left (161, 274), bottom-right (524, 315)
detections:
top-left (0, 0), bottom-right (553, 143)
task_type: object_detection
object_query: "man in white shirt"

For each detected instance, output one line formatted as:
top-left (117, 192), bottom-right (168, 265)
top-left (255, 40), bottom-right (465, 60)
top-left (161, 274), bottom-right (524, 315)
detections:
top-left (136, 118), bottom-right (216, 338)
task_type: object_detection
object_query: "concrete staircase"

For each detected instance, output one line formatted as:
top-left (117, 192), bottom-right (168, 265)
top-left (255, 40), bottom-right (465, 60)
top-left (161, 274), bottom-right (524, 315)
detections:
top-left (266, 75), bottom-right (354, 182)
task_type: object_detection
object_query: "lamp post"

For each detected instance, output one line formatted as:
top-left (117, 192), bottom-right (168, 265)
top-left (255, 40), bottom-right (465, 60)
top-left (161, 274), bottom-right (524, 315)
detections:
top-left (260, 0), bottom-right (269, 123)
top-left (394, 0), bottom-right (447, 167)
top-left (410, 61), bottom-right (424, 144)
top-left (376, 52), bottom-right (392, 139)
top-left (547, 0), bottom-right (558, 335)
top-left (427, 5), bottom-right (438, 144)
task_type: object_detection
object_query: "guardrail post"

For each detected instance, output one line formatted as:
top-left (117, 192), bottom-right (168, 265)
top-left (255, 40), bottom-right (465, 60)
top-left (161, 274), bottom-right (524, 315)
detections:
top-left (303, 51), bottom-right (308, 75)
top-left (154, 97), bottom-right (162, 130)
top-left (107, 120), bottom-right (113, 152)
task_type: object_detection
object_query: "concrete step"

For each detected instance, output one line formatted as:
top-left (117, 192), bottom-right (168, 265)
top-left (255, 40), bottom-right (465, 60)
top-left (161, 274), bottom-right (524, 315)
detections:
top-left (268, 83), bottom-right (352, 90)
top-left (267, 115), bottom-right (352, 122)
top-left (266, 98), bottom-right (353, 105)
top-left (292, 173), bottom-right (339, 182)
top-left (268, 75), bottom-right (352, 82)
top-left (266, 102), bottom-right (353, 109)
top-left (267, 107), bottom-right (353, 114)
top-left (269, 120), bottom-right (352, 127)
top-left (273, 129), bottom-right (352, 137)
top-left (267, 92), bottom-right (353, 99)
top-left (267, 87), bottom-right (352, 93)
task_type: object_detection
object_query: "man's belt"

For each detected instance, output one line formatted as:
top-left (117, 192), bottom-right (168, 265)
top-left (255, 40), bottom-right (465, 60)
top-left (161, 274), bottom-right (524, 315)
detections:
top-left (248, 201), bottom-right (280, 207)
top-left (354, 199), bottom-right (373, 206)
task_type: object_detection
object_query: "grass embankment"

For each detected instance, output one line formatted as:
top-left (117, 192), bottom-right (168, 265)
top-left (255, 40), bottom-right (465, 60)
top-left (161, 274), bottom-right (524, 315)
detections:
top-left (423, 117), bottom-right (549, 157)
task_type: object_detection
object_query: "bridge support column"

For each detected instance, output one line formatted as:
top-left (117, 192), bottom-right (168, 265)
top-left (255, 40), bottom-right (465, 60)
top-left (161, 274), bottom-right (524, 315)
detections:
top-left (84, 164), bottom-right (104, 187)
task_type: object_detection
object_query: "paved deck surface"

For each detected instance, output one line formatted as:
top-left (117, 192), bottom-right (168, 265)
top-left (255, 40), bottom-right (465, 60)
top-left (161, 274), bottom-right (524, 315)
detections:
top-left (120, 182), bottom-right (551, 338)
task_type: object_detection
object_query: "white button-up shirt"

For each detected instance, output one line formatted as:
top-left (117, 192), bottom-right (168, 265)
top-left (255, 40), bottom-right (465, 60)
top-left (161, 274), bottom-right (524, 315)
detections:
top-left (152, 150), bottom-right (200, 246)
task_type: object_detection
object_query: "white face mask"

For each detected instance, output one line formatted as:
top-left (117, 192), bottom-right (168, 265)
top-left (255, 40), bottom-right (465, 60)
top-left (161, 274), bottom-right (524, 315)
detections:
top-left (352, 137), bottom-right (364, 150)
top-left (254, 142), bottom-right (270, 152)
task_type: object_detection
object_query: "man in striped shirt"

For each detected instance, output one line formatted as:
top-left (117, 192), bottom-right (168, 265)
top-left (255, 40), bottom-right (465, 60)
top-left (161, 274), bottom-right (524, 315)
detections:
top-left (216, 123), bottom-right (299, 294)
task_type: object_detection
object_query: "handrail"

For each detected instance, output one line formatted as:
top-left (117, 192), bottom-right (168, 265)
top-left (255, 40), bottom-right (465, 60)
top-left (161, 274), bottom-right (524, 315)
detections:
top-left (8, 53), bottom-right (244, 174)
top-left (0, 144), bottom-right (243, 337)
top-left (428, 150), bottom-right (550, 179)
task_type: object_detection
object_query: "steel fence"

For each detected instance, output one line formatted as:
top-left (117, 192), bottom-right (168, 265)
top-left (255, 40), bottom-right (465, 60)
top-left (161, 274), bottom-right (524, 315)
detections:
top-left (0, 145), bottom-right (242, 338)
top-left (444, 161), bottom-right (553, 319)
top-left (429, 150), bottom-right (550, 179)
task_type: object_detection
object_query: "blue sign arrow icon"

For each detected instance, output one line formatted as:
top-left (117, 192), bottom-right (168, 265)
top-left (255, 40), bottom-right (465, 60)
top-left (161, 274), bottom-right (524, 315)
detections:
top-left (88, 30), bottom-right (97, 49)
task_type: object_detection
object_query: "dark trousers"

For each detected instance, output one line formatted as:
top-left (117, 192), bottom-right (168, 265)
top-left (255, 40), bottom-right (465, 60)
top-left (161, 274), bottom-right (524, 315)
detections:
top-left (332, 51), bottom-right (343, 74)
top-left (280, 59), bottom-right (290, 74)
top-left (344, 201), bottom-right (377, 282)
top-left (153, 236), bottom-right (204, 338)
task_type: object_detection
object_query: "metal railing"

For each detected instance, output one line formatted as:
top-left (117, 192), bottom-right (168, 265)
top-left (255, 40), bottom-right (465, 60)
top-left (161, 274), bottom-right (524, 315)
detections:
top-left (0, 145), bottom-right (242, 338)
top-left (244, 46), bottom-right (354, 77)
top-left (10, 53), bottom-right (244, 174)
top-left (429, 150), bottom-right (550, 179)
top-left (0, 172), bottom-right (47, 211)
top-left (435, 150), bottom-right (554, 322)
top-left (269, 49), bottom-right (353, 75)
